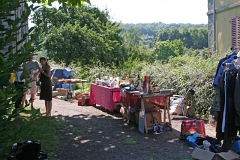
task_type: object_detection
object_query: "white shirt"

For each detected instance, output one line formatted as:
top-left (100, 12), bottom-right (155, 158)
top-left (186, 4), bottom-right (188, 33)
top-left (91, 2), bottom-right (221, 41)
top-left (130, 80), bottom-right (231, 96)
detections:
top-left (15, 71), bottom-right (25, 82)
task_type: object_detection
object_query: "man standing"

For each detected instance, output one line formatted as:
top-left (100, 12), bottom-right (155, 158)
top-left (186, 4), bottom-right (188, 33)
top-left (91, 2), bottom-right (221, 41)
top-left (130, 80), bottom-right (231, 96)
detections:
top-left (22, 53), bottom-right (40, 108)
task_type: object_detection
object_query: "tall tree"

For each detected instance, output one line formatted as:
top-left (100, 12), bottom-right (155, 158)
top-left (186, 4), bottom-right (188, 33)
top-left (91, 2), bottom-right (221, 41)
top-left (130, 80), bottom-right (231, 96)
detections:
top-left (123, 28), bottom-right (143, 46)
top-left (36, 6), bottom-right (126, 67)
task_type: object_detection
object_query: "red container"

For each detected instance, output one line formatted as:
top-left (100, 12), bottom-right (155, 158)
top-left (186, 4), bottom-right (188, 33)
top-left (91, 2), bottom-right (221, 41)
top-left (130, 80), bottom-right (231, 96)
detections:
top-left (78, 99), bottom-right (82, 106)
top-left (180, 119), bottom-right (206, 140)
top-left (85, 99), bottom-right (90, 106)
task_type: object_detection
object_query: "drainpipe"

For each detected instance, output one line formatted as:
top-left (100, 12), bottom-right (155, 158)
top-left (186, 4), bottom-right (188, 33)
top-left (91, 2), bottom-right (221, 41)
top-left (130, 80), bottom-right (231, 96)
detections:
top-left (213, 0), bottom-right (216, 54)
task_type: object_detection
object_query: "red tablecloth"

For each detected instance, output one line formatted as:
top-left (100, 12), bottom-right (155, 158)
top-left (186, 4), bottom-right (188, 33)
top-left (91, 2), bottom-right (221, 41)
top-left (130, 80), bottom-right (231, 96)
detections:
top-left (89, 83), bottom-right (121, 110)
top-left (122, 91), bottom-right (169, 109)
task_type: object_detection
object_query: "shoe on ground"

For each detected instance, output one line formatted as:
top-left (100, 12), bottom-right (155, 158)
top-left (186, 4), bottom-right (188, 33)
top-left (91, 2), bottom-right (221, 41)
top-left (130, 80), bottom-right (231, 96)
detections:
top-left (153, 131), bottom-right (161, 134)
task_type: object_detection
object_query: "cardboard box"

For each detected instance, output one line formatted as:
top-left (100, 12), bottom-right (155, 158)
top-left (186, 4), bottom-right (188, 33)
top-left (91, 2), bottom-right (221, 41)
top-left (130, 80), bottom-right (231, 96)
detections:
top-left (56, 88), bottom-right (68, 96)
top-left (144, 99), bottom-right (161, 112)
top-left (191, 146), bottom-right (240, 160)
top-left (52, 91), bottom-right (58, 97)
top-left (145, 112), bottom-right (162, 127)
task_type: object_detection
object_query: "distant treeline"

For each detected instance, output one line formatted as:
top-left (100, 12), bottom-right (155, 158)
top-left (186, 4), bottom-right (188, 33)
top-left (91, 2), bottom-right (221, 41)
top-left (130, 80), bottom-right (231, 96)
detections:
top-left (121, 22), bottom-right (208, 49)
top-left (121, 22), bottom-right (207, 36)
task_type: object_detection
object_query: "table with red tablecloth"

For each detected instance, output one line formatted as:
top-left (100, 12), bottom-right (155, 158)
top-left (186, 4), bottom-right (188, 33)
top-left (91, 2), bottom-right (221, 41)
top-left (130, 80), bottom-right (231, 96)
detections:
top-left (121, 91), bottom-right (171, 133)
top-left (89, 83), bottom-right (121, 111)
top-left (121, 91), bottom-right (169, 110)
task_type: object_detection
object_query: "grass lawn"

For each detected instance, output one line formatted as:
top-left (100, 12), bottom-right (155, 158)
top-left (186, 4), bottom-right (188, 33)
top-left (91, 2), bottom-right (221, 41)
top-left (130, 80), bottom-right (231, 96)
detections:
top-left (0, 106), bottom-right (60, 160)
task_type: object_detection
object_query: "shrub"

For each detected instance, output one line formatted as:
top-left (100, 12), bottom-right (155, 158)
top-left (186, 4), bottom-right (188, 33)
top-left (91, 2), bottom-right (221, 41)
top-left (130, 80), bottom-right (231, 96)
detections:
top-left (85, 54), bottom-right (219, 117)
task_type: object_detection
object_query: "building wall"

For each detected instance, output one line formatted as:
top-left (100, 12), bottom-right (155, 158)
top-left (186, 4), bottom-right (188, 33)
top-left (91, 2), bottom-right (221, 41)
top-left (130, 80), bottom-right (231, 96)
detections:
top-left (207, 0), bottom-right (240, 56)
top-left (215, 0), bottom-right (240, 9)
top-left (215, 5), bottom-right (240, 55)
top-left (0, 1), bottom-right (28, 57)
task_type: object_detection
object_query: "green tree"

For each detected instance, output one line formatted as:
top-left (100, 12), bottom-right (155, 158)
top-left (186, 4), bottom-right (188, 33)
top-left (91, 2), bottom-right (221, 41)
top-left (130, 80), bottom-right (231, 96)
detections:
top-left (0, 0), bottom-right (89, 156)
top-left (153, 39), bottom-right (186, 62)
top-left (123, 28), bottom-right (143, 46)
top-left (37, 6), bottom-right (126, 67)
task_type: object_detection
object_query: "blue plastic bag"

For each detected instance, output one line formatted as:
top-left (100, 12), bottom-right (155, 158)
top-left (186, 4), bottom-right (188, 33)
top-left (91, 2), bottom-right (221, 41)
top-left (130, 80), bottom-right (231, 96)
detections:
top-left (63, 68), bottom-right (71, 78)
top-left (231, 140), bottom-right (240, 153)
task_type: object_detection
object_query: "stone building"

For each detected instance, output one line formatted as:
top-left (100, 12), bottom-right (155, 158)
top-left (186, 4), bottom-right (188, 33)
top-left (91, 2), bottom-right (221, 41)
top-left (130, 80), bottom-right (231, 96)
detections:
top-left (1, 1), bottom-right (28, 57)
top-left (207, 0), bottom-right (240, 56)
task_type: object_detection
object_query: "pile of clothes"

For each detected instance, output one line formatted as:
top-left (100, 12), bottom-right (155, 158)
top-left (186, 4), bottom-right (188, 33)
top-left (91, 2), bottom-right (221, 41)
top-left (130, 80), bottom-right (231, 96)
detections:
top-left (187, 133), bottom-right (222, 153)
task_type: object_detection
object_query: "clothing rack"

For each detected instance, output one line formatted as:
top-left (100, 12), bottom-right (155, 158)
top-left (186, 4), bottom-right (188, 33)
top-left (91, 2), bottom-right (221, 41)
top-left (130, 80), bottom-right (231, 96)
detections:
top-left (213, 57), bottom-right (239, 152)
top-left (223, 62), bottom-right (238, 151)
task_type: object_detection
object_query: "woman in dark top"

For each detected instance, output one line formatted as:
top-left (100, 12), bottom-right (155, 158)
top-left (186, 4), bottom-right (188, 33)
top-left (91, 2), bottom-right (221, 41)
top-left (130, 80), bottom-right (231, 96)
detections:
top-left (39, 57), bottom-right (52, 117)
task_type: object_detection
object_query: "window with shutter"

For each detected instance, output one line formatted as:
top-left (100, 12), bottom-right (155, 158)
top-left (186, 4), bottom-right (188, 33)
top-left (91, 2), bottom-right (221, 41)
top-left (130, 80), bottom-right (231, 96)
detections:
top-left (231, 16), bottom-right (240, 48)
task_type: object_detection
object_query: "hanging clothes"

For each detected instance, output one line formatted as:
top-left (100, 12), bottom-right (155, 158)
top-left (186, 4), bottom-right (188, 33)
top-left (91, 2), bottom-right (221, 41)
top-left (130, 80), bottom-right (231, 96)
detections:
top-left (211, 55), bottom-right (233, 118)
top-left (216, 69), bottom-right (238, 151)
top-left (213, 53), bottom-right (237, 87)
top-left (234, 72), bottom-right (240, 128)
top-left (212, 56), bottom-right (230, 88)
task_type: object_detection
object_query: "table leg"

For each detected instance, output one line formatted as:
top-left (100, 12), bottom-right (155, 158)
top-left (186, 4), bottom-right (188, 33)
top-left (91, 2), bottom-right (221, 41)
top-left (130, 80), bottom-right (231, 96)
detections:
top-left (167, 96), bottom-right (171, 124)
top-left (164, 96), bottom-right (166, 123)
top-left (82, 82), bottom-right (84, 92)
top-left (141, 98), bottom-right (148, 133)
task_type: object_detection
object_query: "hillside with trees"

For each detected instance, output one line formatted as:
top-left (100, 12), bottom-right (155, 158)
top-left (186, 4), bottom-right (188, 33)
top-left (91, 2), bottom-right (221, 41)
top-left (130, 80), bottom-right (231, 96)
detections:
top-left (121, 22), bottom-right (207, 36)
top-left (121, 23), bottom-right (208, 49)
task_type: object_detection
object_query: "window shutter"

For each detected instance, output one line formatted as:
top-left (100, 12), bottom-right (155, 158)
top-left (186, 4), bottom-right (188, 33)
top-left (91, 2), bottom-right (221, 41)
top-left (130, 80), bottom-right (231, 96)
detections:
top-left (237, 16), bottom-right (240, 48)
top-left (231, 16), bottom-right (240, 48)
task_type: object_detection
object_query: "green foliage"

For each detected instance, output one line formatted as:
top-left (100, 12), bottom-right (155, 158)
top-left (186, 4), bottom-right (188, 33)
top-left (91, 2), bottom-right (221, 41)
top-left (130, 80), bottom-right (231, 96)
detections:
top-left (154, 28), bottom-right (208, 49)
top-left (0, 2), bottom-right (39, 151)
top-left (121, 22), bottom-right (207, 36)
top-left (0, 107), bottom-right (58, 159)
top-left (0, 0), bottom-right (87, 157)
top-left (124, 28), bottom-right (143, 46)
top-left (30, 0), bottom-right (90, 6)
top-left (121, 23), bottom-right (207, 50)
top-left (153, 40), bottom-right (186, 62)
top-left (85, 55), bottom-right (219, 116)
top-left (140, 55), bottom-right (218, 116)
top-left (34, 6), bottom-right (127, 67)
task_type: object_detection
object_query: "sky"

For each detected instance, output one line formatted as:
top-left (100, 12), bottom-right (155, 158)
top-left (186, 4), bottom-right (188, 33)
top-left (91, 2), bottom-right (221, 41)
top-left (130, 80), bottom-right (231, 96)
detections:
top-left (89, 0), bottom-right (208, 24)
top-left (29, 0), bottom-right (208, 26)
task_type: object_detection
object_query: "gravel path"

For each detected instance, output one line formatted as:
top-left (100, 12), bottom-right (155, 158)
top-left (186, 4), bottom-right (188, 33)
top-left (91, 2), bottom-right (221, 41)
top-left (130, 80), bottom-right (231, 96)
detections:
top-left (33, 96), bottom-right (216, 160)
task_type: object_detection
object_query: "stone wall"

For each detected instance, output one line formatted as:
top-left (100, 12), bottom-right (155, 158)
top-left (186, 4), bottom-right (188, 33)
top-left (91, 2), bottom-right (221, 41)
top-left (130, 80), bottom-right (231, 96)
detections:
top-left (207, 0), bottom-right (215, 52)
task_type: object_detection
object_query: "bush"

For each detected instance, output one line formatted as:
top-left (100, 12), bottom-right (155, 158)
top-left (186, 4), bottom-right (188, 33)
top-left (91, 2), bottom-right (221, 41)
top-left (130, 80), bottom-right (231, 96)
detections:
top-left (139, 54), bottom-right (218, 116)
top-left (85, 54), bottom-right (219, 117)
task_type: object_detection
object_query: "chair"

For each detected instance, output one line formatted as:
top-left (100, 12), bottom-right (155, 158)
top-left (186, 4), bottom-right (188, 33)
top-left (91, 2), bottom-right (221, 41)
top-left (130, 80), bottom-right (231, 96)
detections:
top-left (171, 87), bottom-right (194, 116)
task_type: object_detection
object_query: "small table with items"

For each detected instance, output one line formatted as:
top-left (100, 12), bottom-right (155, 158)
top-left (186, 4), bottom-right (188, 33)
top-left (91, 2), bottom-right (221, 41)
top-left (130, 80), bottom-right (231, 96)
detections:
top-left (121, 91), bottom-right (172, 133)
top-left (89, 83), bottom-right (121, 111)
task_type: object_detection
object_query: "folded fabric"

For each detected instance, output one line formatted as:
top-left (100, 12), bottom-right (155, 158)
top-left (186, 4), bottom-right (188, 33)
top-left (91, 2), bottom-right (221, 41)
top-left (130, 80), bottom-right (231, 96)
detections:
top-left (186, 133), bottom-right (200, 143)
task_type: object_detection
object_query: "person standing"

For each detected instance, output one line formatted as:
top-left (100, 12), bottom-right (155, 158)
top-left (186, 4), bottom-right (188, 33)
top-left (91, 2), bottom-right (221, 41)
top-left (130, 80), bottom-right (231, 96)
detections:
top-left (14, 65), bottom-right (26, 114)
top-left (39, 57), bottom-right (52, 117)
top-left (22, 54), bottom-right (40, 108)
